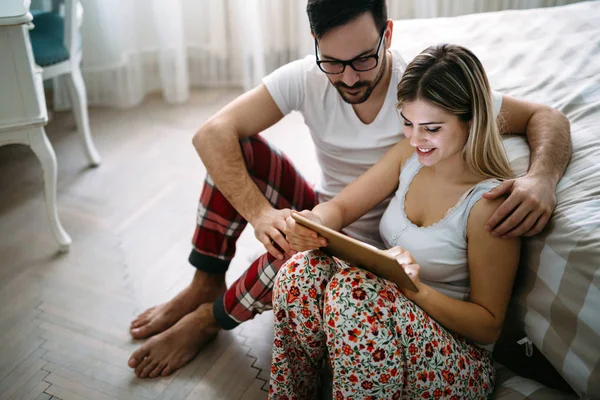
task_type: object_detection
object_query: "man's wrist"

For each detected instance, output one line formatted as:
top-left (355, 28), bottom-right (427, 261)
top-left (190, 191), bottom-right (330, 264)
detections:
top-left (247, 203), bottom-right (273, 226)
top-left (526, 168), bottom-right (561, 187)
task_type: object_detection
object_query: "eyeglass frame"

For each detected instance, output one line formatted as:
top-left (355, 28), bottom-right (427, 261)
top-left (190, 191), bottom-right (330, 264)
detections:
top-left (314, 28), bottom-right (387, 75)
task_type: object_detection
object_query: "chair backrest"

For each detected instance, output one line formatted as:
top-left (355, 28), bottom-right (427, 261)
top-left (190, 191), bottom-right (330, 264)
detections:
top-left (60, 0), bottom-right (80, 62)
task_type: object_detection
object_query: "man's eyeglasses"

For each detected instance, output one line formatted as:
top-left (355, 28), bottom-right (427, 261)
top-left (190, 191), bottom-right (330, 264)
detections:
top-left (315, 29), bottom-right (385, 75)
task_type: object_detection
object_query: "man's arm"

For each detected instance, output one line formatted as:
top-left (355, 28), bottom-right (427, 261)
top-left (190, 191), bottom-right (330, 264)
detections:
top-left (484, 95), bottom-right (572, 237)
top-left (192, 84), bottom-right (291, 259)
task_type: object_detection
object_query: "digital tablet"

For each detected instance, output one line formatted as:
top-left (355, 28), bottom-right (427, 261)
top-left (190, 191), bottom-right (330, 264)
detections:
top-left (291, 213), bottom-right (418, 292)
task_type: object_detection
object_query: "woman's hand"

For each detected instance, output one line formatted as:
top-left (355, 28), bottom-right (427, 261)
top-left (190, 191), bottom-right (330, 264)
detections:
top-left (284, 210), bottom-right (328, 253)
top-left (384, 246), bottom-right (423, 300)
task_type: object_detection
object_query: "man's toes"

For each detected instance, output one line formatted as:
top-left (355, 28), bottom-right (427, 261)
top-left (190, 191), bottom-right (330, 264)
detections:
top-left (130, 307), bottom-right (155, 328)
top-left (134, 356), bottom-right (153, 378)
top-left (130, 316), bottom-right (149, 330)
top-left (140, 359), bottom-right (159, 378)
top-left (149, 362), bottom-right (166, 378)
top-left (161, 364), bottom-right (174, 377)
top-left (128, 345), bottom-right (150, 368)
top-left (130, 325), bottom-right (152, 339)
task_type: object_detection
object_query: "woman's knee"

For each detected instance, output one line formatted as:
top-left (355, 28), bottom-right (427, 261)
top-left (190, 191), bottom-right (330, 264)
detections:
top-left (274, 249), bottom-right (337, 292)
top-left (326, 266), bottom-right (410, 312)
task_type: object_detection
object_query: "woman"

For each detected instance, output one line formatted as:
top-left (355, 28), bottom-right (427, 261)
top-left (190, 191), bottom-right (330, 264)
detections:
top-left (269, 44), bottom-right (520, 399)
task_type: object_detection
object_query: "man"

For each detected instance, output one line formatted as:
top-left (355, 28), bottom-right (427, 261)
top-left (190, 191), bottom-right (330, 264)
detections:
top-left (128, 0), bottom-right (571, 378)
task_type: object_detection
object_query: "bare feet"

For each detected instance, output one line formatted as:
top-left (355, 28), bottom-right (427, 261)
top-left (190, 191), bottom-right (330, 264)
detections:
top-left (129, 271), bottom-right (226, 339)
top-left (128, 302), bottom-right (220, 378)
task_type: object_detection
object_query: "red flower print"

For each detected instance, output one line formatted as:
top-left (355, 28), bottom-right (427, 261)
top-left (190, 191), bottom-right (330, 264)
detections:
top-left (390, 368), bottom-right (398, 377)
top-left (289, 286), bottom-right (300, 297)
top-left (349, 374), bottom-right (358, 383)
top-left (274, 339), bottom-right (283, 348)
top-left (425, 343), bottom-right (434, 358)
top-left (335, 390), bottom-right (344, 400)
top-left (444, 387), bottom-right (452, 396)
top-left (372, 348), bottom-right (386, 362)
top-left (428, 371), bottom-right (435, 381)
top-left (379, 374), bottom-right (390, 383)
top-left (386, 290), bottom-right (397, 302)
top-left (352, 287), bottom-right (367, 301)
top-left (370, 325), bottom-right (379, 336)
top-left (408, 343), bottom-right (418, 355)
top-left (305, 321), bottom-right (313, 329)
top-left (406, 325), bottom-right (414, 337)
top-left (409, 312), bottom-right (416, 322)
top-left (422, 391), bottom-right (431, 399)
top-left (342, 344), bottom-right (353, 356)
top-left (361, 381), bottom-right (374, 390)
top-left (445, 344), bottom-right (453, 355)
top-left (327, 318), bottom-right (336, 328)
top-left (309, 258), bottom-right (319, 267)
top-left (347, 328), bottom-right (361, 343)
top-left (442, 370), bottom-right (455, 385)
top-left (417, 372), bottom-right (427, 382)
top-left (301, 308), bottom-right (311, 318)
top-left (308, 286), bottom-right (317, 298)
top-left (366, 339), bottom-right (376, 352)
top-left (276, 375), bottom-right (285, 382)
top-left (433, 388), bottom-right (443, 399)
top-left (276, 309), bottom-right (286, 321)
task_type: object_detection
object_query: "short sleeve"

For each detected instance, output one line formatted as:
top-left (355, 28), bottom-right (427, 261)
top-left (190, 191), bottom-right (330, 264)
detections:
top-left (262, 56), bottom-right (312, 115)
top-left (491, 90), bottom-right (503, 118)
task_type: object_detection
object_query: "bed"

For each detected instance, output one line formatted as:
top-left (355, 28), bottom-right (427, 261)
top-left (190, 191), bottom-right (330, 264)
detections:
top-left (388, 1), bottom-right (600, 399)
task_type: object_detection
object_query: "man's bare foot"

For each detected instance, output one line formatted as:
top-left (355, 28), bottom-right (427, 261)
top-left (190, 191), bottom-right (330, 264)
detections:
top-left (128, 303), bottom-right (220, 378)
top-left (129, 270), bottom-right (226, 339)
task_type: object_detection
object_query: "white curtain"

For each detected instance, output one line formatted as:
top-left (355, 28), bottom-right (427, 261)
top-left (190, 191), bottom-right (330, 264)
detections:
top-left (47, 0), bottom-right (584, 108)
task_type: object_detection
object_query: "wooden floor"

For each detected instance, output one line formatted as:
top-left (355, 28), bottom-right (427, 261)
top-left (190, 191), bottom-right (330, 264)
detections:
top-left (0, 88), bottom-right (319, 400)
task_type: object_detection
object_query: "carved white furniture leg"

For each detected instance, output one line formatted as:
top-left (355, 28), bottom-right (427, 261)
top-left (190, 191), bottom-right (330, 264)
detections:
top-left (65, 66), bottom-right (101, 167)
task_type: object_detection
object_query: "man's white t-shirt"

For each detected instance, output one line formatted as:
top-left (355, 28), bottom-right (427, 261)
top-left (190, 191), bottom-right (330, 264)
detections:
top-left (262, 49), bottom-right (502, 248)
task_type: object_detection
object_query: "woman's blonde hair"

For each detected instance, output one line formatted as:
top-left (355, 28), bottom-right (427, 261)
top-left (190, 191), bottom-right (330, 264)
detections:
top-left (396, 44), bottom-right (513, 180)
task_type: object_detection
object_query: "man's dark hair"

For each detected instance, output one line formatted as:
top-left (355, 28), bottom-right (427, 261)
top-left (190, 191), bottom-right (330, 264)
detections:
top-left (307, 0), bottom-right (388, 40)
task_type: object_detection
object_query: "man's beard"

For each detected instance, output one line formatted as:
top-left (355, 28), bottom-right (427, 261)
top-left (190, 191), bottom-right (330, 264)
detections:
top-left (333, 52), bottom-right (387, 105)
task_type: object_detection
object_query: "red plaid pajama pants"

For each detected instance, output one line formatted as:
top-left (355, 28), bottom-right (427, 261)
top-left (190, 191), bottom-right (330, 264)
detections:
top-left (189, 136), bottom-right (319, 329)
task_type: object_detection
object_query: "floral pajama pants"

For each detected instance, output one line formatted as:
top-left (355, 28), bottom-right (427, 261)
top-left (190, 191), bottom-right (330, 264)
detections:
top-left (269, 250), bottom-right (495, 400)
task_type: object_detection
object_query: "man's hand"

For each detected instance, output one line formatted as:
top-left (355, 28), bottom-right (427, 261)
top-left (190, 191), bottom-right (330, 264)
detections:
top-left (483, 175), bottom-right (557, 238)
top-left (250, 208), bottom-right (294, 260)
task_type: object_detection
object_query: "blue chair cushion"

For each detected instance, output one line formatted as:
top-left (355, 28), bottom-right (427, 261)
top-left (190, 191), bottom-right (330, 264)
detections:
top-left (29, 10), bottom-right (69, 67)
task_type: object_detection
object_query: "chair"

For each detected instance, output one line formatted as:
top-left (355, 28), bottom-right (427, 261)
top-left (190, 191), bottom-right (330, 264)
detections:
top-left (29, 0), bottom-right (101, 167)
